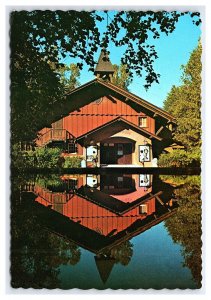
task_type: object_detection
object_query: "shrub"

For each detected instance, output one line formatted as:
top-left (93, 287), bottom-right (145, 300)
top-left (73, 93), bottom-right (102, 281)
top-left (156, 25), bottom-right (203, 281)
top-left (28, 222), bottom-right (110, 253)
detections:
top-left (158, 150), bottom-right (201, 168)
top-left (63, 156), bottom-right (83, 168)
top-left (35, 147), bottom-right (62, 168)
top-left (35, 174), bottom-right (62, 189)
top-left (11, 144), bottom-right (62, 169)
top-left (11, 144), bottom-right (84, 169)
top-left (11, 144), bottom-right (35, 169)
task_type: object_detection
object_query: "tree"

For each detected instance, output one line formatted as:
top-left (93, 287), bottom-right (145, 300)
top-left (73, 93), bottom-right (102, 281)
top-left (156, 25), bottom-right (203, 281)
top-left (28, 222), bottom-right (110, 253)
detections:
top-left (49, 62), bottom-right (81, 91)
top-left (10, 10), bottom-right (201, 143)
top-left (10, 10), bottom-right (201, 88)
top-left (111, 64), bottom-right (132, 90)
top-left (10, 43), bottom-right (63, 143)
top-left (163, 41), bottom-right (202, 158)
top-left (110, 241), bottom-right (133, 266)
top-left (164, 176), bottom-right (202, 287)
top-left (10, 177), bottom-right (81, 288)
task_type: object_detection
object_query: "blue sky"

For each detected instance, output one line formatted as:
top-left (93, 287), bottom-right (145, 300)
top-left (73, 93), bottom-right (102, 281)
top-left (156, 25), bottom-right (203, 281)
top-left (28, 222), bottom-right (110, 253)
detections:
top-left (61, 11), bottom-right (201, 108)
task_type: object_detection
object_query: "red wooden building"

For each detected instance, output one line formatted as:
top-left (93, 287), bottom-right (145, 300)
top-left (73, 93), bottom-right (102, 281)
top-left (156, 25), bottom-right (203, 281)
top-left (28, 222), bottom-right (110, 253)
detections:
top-left (37, 50), bottom-right (176, 167)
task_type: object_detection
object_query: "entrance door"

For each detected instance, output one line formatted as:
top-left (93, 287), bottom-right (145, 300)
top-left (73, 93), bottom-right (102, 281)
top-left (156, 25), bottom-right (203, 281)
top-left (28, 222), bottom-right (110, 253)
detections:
top-left (117, 143), bottom-right (132, 164)
top-left (100, 143), bottom-right (116, 164)
top-left (100, 143), bottom-right (132, 165)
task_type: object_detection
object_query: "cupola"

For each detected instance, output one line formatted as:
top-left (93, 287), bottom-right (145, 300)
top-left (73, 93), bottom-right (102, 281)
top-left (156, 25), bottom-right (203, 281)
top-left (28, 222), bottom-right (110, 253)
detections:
top-left (94, 50), bottom-right (114, 81)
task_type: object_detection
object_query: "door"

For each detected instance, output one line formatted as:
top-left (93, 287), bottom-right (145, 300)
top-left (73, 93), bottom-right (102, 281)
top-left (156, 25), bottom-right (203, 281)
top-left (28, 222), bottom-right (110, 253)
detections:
top-left (100, 143), bottom-right (117, 164)
top-left (100, 174), bottom-right (135, 193)
top-left (117, 143), bottom-right (132, 164)
top-left (100, 143), bottom-right (132, 165)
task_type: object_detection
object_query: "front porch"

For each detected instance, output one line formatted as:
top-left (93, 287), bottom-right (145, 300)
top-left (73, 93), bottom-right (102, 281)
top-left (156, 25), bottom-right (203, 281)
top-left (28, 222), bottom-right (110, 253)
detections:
top-left (76, 117), bottom-right (162, 168)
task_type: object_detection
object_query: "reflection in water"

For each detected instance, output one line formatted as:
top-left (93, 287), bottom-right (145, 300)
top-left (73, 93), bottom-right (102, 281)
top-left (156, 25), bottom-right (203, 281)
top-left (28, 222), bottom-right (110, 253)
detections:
top-left (10, 173), bottom-right (201, 289)
top-left (163, 176), bottom-right (202, 287)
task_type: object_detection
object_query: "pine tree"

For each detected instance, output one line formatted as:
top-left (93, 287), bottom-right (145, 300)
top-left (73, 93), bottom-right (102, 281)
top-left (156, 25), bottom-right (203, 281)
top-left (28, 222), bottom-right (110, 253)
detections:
top-left (163, 41), bottom-right (202, 154)
top-left (111, 64), bottom-right (132, 90)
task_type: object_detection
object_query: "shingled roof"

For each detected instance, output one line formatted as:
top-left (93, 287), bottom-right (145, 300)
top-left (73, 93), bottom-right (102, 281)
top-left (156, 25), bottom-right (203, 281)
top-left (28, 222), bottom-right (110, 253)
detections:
top-left (94, 50), bottom-right (114, 75)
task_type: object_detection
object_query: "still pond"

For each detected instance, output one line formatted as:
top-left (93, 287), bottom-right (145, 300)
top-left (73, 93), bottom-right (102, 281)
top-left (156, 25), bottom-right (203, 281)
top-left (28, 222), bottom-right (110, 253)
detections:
top-left (10, 172), bottom-right (201, 289)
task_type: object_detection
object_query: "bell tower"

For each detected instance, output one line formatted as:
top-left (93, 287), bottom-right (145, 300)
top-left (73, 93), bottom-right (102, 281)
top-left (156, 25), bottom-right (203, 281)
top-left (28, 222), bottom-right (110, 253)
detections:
top-left (94, 50), bottom-right (114, 81)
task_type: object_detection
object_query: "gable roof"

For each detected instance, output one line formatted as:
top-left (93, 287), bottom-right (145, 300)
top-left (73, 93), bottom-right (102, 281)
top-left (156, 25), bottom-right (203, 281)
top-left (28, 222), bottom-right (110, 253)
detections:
top-left (65, 78), bottom-right (176, 123)
top-left (76, 116), bottom-right (162, 145)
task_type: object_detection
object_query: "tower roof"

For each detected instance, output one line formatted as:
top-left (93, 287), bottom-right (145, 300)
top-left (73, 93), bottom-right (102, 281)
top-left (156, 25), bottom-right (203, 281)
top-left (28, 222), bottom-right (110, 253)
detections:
top-left (94, 50), bottom-right (114, 75)
top-left (95, 256), bottom-right (116, 283)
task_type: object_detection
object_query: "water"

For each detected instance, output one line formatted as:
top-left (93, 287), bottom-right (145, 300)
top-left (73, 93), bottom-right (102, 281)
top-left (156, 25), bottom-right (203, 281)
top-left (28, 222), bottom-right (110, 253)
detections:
top-left (10, 173), bottom-right (201, 289)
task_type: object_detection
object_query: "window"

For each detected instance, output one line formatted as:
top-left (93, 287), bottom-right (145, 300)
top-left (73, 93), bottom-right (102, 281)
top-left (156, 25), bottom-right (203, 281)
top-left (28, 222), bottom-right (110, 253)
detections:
top-left (117, 143), bottom-right (123, 155)
top-left (138, 117), bottom-right (147, 127)
top-left (68, 179), bottom-right (78, 190)
top-left (117, 176), bottom-right (124, 188)
top-left (139, 204), bottom-right (148, 214)
top-left (117, 177), bottom-right (123, 182)
top-left (68, 139), bottom-right (77, 153)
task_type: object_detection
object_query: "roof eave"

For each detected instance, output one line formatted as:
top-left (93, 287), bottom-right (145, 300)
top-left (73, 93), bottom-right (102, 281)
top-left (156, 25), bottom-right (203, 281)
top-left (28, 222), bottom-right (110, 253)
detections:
top-left (65, 78), bottom-right (176, 124)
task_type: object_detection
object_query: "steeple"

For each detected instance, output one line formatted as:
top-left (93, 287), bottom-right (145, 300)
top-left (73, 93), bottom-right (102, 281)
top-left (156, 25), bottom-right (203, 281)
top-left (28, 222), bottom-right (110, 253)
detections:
top-left (94, 255), bottom-right (116, 283)
top-left (94, 50), bottom-right (114, 81)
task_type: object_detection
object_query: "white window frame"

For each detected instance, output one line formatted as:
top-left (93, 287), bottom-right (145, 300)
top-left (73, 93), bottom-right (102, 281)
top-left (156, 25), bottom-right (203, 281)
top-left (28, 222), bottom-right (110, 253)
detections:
top-left (139, 116), bottom-right (147, 128)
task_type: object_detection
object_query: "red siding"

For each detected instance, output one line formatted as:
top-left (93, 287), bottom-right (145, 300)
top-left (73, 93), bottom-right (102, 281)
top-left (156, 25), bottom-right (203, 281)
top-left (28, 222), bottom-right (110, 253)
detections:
top-left (35, 191), bottom-right (156, 237)
top-left (63, 96), bottom-right (155, 138)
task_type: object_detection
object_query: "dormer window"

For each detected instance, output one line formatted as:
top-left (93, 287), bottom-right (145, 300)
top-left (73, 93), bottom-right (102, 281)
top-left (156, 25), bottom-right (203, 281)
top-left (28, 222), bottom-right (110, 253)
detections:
top-left (138, 117), bottom-right (147, 128)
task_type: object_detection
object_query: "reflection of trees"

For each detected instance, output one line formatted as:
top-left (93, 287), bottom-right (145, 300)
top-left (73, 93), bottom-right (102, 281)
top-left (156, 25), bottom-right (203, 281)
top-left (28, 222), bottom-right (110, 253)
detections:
top-left (95, 241), bottom-right (133, 284)
top-left (11, 181), bottom-right (81, 288)
top-left (110, 241), bottom-right (133, 266)
top-left (101, 241), bottom-right (133, 266)
top-left (164, 176), bottom-right (202, 287)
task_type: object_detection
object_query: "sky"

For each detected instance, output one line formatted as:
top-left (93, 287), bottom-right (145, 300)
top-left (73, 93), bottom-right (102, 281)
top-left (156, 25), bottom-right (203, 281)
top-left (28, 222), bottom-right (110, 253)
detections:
top-left (62, 11), bottom-right (201, 108)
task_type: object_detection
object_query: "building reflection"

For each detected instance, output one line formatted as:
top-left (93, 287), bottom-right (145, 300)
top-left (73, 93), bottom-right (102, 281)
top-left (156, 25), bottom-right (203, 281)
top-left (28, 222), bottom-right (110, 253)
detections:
top-left (21, 173), bottom-right (178, 283)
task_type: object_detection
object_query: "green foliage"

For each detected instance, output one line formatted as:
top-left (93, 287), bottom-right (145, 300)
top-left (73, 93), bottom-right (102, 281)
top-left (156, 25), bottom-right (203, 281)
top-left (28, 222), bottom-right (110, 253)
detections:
top-left (11, 144), bottom-right (36, 169)
top-left (35, 174), bottom-right (62, 189)
top-left (11, 145), bottom-right (62, 169)
top-left (160, 175), bottom-right (201, 187)
top-left (163, 41), bottom-right (202, 152)
top-left (164, 176), bottom-right (202, 287)
top-left (111, 64), bottom-right (132, 90)
top-left (10, 36), bottom-right (63, 143)
top-left (11, 185), bottom-right (81, 288)
top-left (158, 150), bottom-right (201, 167)
top-left (161, 41), bottom-right (202, 167)
top-left (110, 241), bottom-right (133, 266)
top-left (11, 10), bottom-right (201, 88)
top-left (11, 144), bottom-right (84, 169)
top-left (35, 147), bottom-right (62, 168)
top-left (10, 11), bottom-right (200, 143)
top-left (49, 62), bottom-right (81, 91)
top-left (100, 241), bottom-right (133, 267)
top-left (63, 156), bottom-right (83, 168)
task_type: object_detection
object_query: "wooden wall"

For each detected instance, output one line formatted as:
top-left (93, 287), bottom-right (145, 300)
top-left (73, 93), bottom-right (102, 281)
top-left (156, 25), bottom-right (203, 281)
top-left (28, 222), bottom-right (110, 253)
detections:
top-left (35, 193), bottom-right (156, 237)
top-left (63, 96), bottom-right (155, 138)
